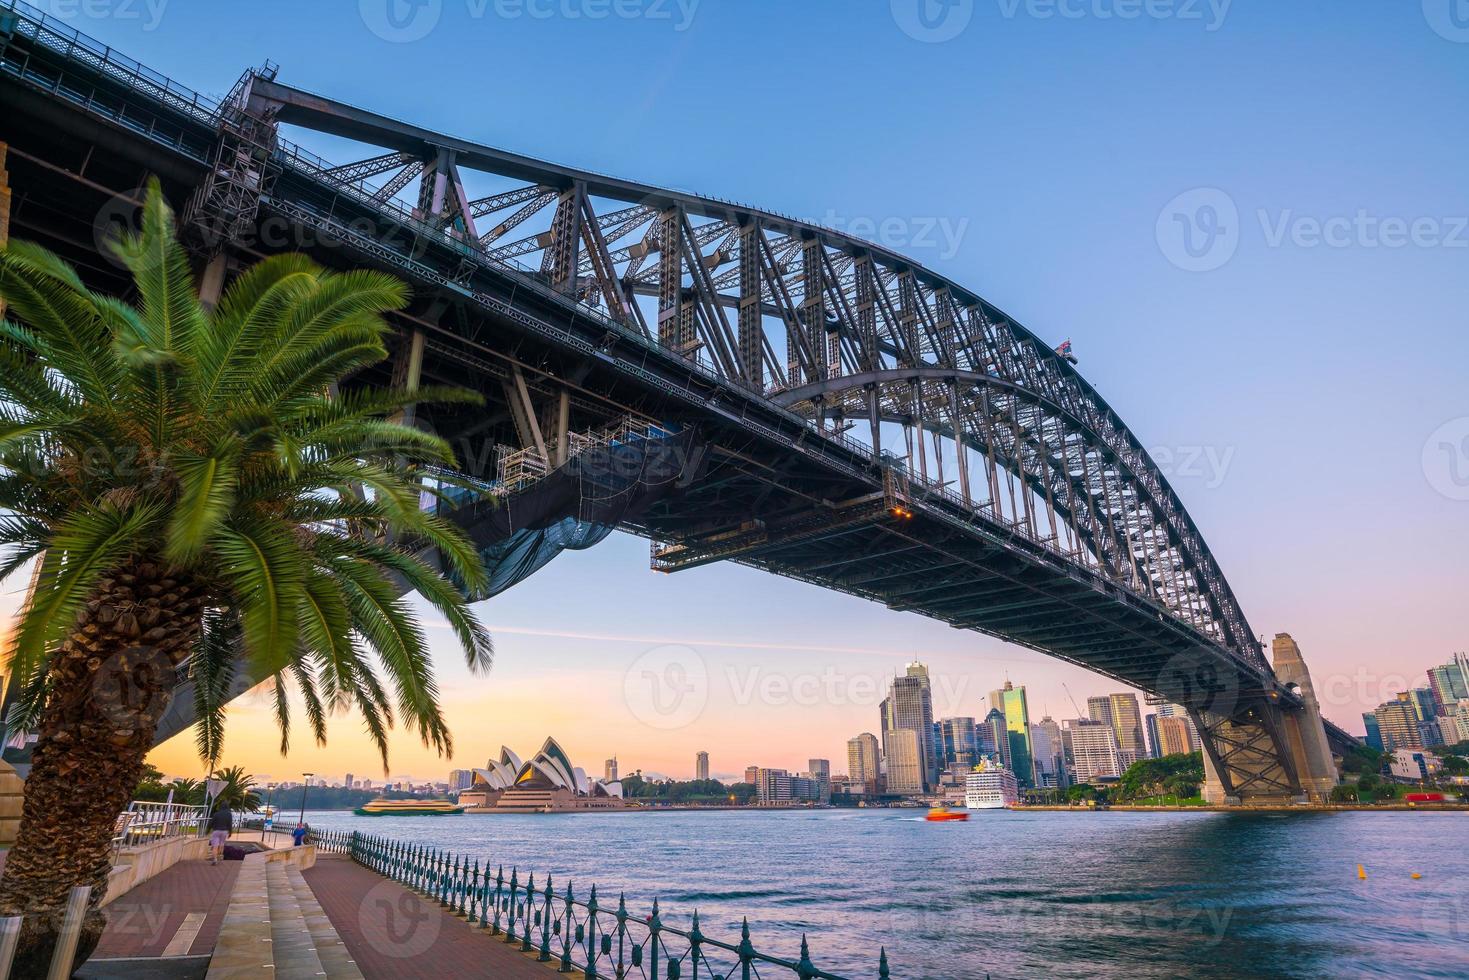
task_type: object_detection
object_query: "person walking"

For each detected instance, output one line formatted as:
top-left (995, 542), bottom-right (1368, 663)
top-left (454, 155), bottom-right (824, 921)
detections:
top-left (208, 802), bottom-right (233, 865)
top-left (290, 821), bottom-right (309, 847)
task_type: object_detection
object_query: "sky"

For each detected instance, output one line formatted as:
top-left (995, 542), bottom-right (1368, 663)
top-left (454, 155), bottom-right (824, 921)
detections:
top-left (5, 0), bottom-right (1467, 784)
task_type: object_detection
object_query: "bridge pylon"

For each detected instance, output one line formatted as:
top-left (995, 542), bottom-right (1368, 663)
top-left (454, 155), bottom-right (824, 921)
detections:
top-left (1195, 633), bottom-right (1340, 805)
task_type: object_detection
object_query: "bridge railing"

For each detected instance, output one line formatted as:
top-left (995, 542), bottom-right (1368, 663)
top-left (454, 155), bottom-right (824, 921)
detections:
top-left (313, 827), bottom-right (891, 978)
top-left (0, 0), bottom-right (221, 160)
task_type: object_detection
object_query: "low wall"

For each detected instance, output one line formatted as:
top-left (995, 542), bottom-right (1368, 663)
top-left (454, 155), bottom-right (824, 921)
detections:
top-left (100, 833), bottom-right (315, 906)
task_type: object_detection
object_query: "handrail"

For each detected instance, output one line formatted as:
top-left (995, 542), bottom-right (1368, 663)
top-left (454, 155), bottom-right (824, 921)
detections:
top-left (313, 827), bottom-right (892, 979)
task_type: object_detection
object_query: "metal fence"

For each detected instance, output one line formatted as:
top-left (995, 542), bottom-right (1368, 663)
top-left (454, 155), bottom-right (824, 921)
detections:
top-left (312, 828), bottom-right (890, 979)
top-left (111, 801), bottom-right (208, 852)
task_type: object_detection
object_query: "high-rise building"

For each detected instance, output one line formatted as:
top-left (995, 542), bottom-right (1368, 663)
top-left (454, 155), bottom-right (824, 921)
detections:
top-left (1156, 703), bottom-right (1202, 753)
top-left (756, 768), bottom-right (791, 805)
top-left (448, 769), bottom-right (474, 792)
top-left (744, 765), bottom-right (760, 785)
top-left (1107, 693), bottom-right (1148, 764)
top-left (1429, 661), bottom-right (1469, 712)
top-left (1361, 711), bottom-right (1384, 751)
top-left (994, 682), bottom-right (1035, 787)
top-left (883, 728), bottom-right (925, 795)
top-left (1086, 696), bottom-right (1113, 727)
top-left (605, 758), bottom-right (619, 782)
top-left (938, 717), bottom-right (980, 770)
top-left (808, 758), bottom-right (830, 780)
top-left (1065, 719), bottom-right (1123, 783)
top-left (1441, 700), bottom-right (1469, 745)
top-left (695, 751), bottom-right (709, 781)
top-left (847, 734), bottom-right (881, 795)
top-left (1145, 713), bottom-right (1162, 759)
top-left (345, 773), bottom-right (354, 790)
top-left (1407, 688), bottom-right (1436, 723)
top-left (1155, 716), bottom-right (1194, 757)
top-left (1374, 698), bottom-right (1422, 751)
top-left (980, 708), bottom-right (1009, 766)
top-left (881, 665), bottom-right (936, 790)
top-left (1030, 716), bottom-right (1064, 787)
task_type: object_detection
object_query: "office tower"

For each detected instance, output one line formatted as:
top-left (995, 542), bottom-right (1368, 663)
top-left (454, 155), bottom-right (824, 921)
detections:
top-left (994, 682), bottom-right (1036, 787)
top-left (881, 664), bottom-right (936, 790)
top-left (1361, 711), bottom-right (1384, 751)
top-left (756, 768), bottom-right (791, 804)
top-left (1065, 719), bottom-right (1123, 783)
top-left (1429, 662), bottom-right (1468, 711)
top-left (938, 717), bottom-right (980, 770)
top-left (448, 769), bottom-right (475, 792)
top-left (883, 729), bottom-right (925, 795)
top-left (847, 734), bottom-right (881, 795)
top-left (1155, 716), bottom-right (1193, 756)
top-left (695, 751), bottom-right (709, 781)
top-left (1441, 701), bottom-right (1469, 744)
top-left (1086, 696), bottom-right (1113, 727)
top-left (808, 758), bottom-right (830, 780)
top-left (744, 765), bottom-right (760, 785)
top-left (344, 773), bottom-right (354, 790)
top-left (981, 708), bottom-right (1009, 766)
top-left (1107, 693), bottom-right (1148, 764)
top-left (1407, 688), bottom-right (1436, 723)
top-left (1157, 703), bottom-right (1202, 753)
top-left (1145, 713), bottom-right (1162, 759)
top-left (1030, 716), bottom-right (1064, 786)
top-left (1374, 698), bottom-right (1422, 751)
top-left (605, 758), bottom-right (619, 782)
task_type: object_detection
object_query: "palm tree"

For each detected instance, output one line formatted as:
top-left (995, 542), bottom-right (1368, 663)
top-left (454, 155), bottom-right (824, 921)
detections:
top-left (210, 765), bottom-right (262, 813)
top-left (166, 777), bottom-right (205, 807)
top-left (0, 179), bottom-right (493, 970)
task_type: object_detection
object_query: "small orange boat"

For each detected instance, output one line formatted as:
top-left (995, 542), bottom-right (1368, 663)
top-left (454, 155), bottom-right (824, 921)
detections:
top-left (925, 804), bottom-right (969, 822)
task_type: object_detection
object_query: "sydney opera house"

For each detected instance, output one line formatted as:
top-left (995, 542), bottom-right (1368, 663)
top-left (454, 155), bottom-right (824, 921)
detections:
top-left (459, 738), bottom-right (627, 812)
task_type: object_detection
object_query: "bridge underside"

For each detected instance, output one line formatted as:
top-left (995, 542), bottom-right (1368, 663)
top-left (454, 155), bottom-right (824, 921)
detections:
top-left (0, 9), bottom-right (1354, 802)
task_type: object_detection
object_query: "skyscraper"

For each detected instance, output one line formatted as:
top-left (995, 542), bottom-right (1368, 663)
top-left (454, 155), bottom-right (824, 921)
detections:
top-left (883, 728), bottom-right (925, 795)
top-left (881, 664), bottom-right (936, 790)
top-left (1086, 696), bottom-right (1113, 727)
top-left (1108, 693), bottom-right (1147, 766)
top-left (744, 765), bottom-right (760, 785)
top-left (1429, 662), bottom-right (1468, 712)
top-left (1361, 711), bottom-right (1384, 751)
top-left (993, 681), bottom-right (1035, 787)
top-left (695, 751), bottom-right (709, 781)
top-left (1065, 719), bottom-right (1123, 783)
top-left (1157, 703), bottom-right (1202, 753)
top-left (1155, 716), bottom-right (1193, 757)
top-left (605, 758), bottom-right (619, 782)
top-left (847, 734), bottom-right (881, 795)
top-left (981, 708), bottom-right (1009, 766)
top-left (938, 717), bottom-right (979, 770)
top-left (1374, 698), bottom-right (1422, 751)
top-left (1030, 716), bottom-right (1063, 787)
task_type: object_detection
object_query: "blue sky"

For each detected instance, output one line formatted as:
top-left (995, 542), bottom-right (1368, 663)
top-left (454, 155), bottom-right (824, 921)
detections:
top-left (26, 0), bottom-right (1467, 780)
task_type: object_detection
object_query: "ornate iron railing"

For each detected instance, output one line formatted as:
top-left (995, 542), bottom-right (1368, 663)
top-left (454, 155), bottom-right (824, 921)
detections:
top-left (311, 827), bottom-right (891, 979)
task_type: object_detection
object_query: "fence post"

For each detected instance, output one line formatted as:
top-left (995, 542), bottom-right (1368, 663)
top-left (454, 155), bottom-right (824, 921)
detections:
top-left (468, 859), bottom-right (480, 923)
top-left (538, 875), bottom-right (553, 961)
top-left (648, 897), bottom-right (662, 980)
top-left (506, 869), bottom-right (519, 944)
top-left (797, 934), bottom-right (816, 980)
top-left (878, 946), bottom-right (891, 979)
top-left (737, 917), bottom-right (755, 980)
top-left (688, 909), bottom-right (703, 980)
top-left (521, 873), bottom-right (536, 953)
top-left (492, 866), bottom-right (505, 935)
top-left (583, 884), bottom-right (599, 980)
top-left (558, 881), bottom-right (573, 972)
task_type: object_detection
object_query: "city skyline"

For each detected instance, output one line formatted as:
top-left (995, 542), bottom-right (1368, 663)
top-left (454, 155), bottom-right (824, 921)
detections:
top-left (1, 2), bottom-right (1462, 786)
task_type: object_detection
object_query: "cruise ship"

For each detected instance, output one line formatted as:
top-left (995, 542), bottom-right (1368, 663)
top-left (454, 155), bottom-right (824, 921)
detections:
top-left (963, 762), bottom-right (1019, 810)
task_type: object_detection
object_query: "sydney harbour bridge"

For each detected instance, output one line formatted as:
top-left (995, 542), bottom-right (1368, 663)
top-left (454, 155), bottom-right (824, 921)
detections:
top-left (0, 1), bottom-right (1351, 803)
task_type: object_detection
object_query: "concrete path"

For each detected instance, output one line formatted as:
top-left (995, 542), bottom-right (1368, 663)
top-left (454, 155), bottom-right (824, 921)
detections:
top-left (94, 859), bottom-right (242, 959)
top-left (302, 856), bottom-right (561, 979)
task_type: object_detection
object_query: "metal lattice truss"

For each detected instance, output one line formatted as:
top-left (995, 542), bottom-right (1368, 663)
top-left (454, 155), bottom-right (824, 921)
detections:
top-left (239, 73), bottom-right (1265, 674)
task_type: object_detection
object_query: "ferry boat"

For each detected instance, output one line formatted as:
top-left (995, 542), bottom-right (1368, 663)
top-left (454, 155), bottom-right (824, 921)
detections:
top-left (925, 803), bottom-right (969, 822)
top-left (354, 798), bottom-right (464, 816)
top-left (963, 761), bottom-right (1020, 810)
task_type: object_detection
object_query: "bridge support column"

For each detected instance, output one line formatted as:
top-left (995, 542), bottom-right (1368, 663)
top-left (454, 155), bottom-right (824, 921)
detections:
top-left (1270, 633), bottom-right (1340, 802)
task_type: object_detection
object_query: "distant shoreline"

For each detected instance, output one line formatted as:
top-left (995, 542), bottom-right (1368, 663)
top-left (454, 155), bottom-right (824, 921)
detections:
top-left (1020, 803), bottom-right (1468, 813)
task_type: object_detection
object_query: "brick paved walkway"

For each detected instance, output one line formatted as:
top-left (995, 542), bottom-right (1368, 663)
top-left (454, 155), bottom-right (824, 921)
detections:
top-left (94, 859), bottom-right (242, 958)
top-left (302, 856), bottom-right (558, 979)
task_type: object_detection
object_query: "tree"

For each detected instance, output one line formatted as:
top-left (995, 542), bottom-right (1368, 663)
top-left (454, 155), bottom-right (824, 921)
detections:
top-left (1442, 755), bottom-right (1468, 776)
top-left (0, 180), bottom-right (494, 971)
top-left (209, 765), bottom-right (262, 813)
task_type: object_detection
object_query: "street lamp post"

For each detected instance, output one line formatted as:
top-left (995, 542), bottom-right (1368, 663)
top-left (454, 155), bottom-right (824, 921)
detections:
top-left (298, 773), bottom-right (313, 830)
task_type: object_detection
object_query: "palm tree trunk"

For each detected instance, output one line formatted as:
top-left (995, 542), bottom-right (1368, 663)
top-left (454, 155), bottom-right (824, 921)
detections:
top-left (0, 560), bottom-right (204, 974)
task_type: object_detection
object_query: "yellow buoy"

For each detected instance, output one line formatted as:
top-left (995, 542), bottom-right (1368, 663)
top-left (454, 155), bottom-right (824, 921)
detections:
top-left (1357, 864), bottom-right (1367, 880)
top-left (1412, 872), bottom-right (1422, 880)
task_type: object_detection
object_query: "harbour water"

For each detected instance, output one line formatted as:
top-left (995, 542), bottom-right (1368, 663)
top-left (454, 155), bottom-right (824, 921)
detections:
top-left (299, 808), bottom-right (1469, 978)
